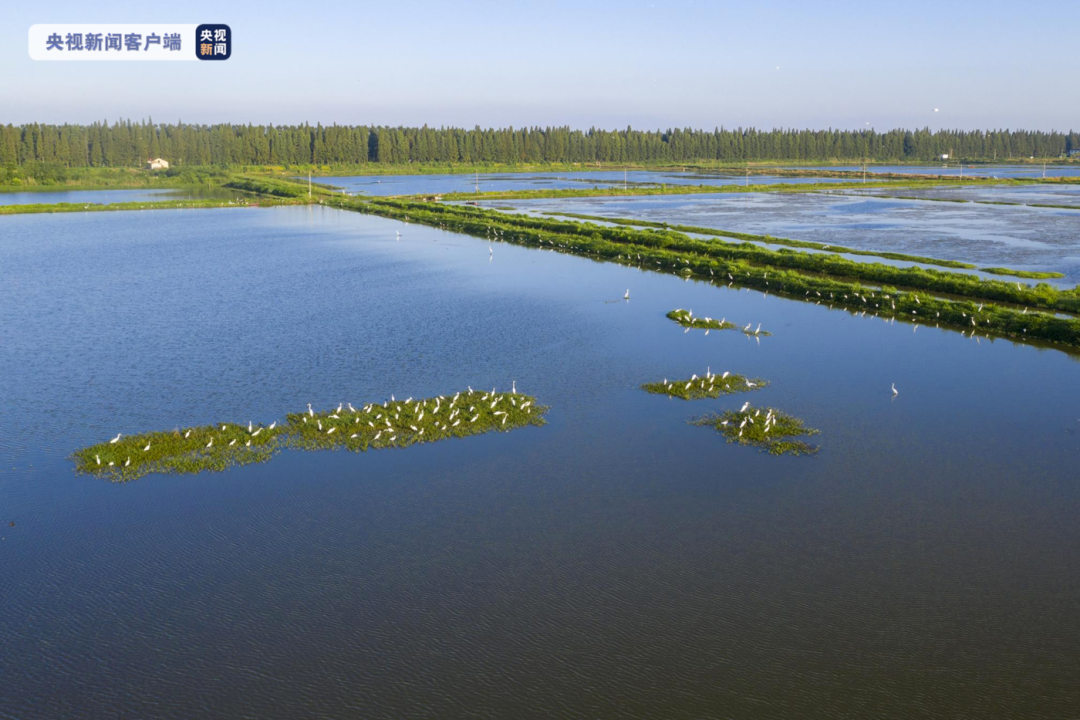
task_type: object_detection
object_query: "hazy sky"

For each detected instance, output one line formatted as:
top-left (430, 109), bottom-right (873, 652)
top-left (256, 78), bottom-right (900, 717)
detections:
top-left (2, 0), bottom-right (1077, 130)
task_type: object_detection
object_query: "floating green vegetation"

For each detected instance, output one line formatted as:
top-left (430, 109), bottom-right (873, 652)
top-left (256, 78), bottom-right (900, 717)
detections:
top-left (667, 309), bottom-right (771, 336)
top-left (72, 422), bottom-right (284, 482)
top-left (284, 390), bottom-right (546, 451)
top-left (980, 267), bottom-right (1065, 280)
top-left (642, 370), bottom-right (768, 400)
top-left (692, 406), bottom-right (820, 456)
top-left (73, 389), bottom-right (548, 482)
top-left (328, 198), bottom-right (1080, 349)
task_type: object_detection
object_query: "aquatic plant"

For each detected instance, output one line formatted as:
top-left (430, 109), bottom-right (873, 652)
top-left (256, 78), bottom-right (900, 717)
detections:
top-left (71, 422), bottom-right (283, 482)
top-left (692, 406), bottom-right (820, 456)
top-left (979, 267), bottom-right (1065, 280)
top-left (284, 390), bottom-right (546, 451)
top-left (667, 309), bottom-right (771, 336)
top-left (642, 370), bottom-right (768, 400)
top-left (72, 390), bottom-right (548, 481)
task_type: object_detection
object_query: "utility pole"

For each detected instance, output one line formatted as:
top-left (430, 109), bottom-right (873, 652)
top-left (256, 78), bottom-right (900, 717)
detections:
top-left (475, 170), bottom-right (479, 194)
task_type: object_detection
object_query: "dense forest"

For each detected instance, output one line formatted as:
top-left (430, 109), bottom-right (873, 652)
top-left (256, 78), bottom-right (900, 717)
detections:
top-left (2, 121), bottom-right (1078, 168)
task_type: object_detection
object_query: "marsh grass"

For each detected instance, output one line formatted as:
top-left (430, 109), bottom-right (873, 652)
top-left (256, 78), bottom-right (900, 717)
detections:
top-left (285, 391), bottom-right (547, 452)
top-left (667, 309), bottom-right (771, 336)
top-left (692, 406), bottom-right (820, 456)
top-left (72, 422), bottom-right (283, 482)
top-left (72, 390), bottom-right (548, 482)
top-left (642, 371), bottom-right (768, 400)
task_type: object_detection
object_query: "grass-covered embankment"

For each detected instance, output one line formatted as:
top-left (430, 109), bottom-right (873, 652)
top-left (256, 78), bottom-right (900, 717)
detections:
top-left (692, 406), bottom-right (820, 456)
top-left (433, 177), bottom-right (1005, 202)
top-left (327, 197), bottom-right (1080, 349)
top-left (642, 370), bottom-right (768, 400)
top-left (0, 196), bottom-right (301, 216)
top-left (667, 309), bottom-right (771, 336)
top-left (547, 211), bottom-right (1062, 281)
top-left (73, 389), bottom-right (548, 481)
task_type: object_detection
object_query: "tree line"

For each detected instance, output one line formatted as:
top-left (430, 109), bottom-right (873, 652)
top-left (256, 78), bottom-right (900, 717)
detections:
top-left (2, 120), bottom-right (1078, 168)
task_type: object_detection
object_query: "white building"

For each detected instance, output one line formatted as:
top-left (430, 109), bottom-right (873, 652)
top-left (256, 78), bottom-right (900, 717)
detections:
top-left (146, 158), bottom-right (170, 170)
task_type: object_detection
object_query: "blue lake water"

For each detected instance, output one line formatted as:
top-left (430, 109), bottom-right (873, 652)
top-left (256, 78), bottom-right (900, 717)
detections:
top-left (2, 205), bottom-right (1080, 718)
top-left (860, 183), bottom-right (1080, 207)
top-left (489, 192), bottom-right (1080, 285)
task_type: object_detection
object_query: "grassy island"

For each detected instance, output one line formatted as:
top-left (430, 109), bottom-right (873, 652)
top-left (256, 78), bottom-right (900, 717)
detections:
top-left (642, 370), bottom-right (768, 400)
top-left (693, 406), bottom-right (820, 456)
top-left (284, 390), bottom-right (547, 451)
top-left (667, 309), bottom-right (772, 336)
top-left (73, 389), bottom-right (548, 481)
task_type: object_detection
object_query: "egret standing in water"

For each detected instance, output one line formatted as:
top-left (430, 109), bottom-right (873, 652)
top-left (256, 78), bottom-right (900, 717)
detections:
top-left (624, 289), bottom-right (630, 300)
top-left (892, 383), bottom-right (899, 396)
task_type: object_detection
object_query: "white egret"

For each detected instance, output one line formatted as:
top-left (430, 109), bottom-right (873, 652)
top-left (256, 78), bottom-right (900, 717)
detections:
top-left (109, 433), bottom-right (122, 444)
top-left (624, 289), bottom-right (630, 300)
top-left (892, 383), bottom-right (898, 396)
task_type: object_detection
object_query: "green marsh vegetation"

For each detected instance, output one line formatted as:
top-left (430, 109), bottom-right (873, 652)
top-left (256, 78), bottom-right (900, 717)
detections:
top-left (285, 390), bottom-right (546, 451)
top-left (0, 196), bottom-right (301, 216)
top-left (544, 212), bottom-right (1058, 280)
top-left (692, 406), bottom-right (820, 456)
top-left (331, 197), bottom-right (1080, 348)
top-left (73, 390), bottom-right (548, 482)
top-left (667, 309), bottom-right (771, 336)
top-left (72, 422), bottom-right (283, 482)
top-left (642, 370), bottom-right (768, 400)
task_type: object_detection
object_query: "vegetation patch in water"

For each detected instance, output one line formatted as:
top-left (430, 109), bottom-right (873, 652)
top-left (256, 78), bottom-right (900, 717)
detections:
top-left (642, 370), bottom-right (768, 400)
top-left (73, 389), bottom-right (548, 481)
top-left (285, 390), bottom-right (546, 451)
top-left (692, 406), bottom-right (820, 456)
top-left (667, 309), bottom-right (771, 336)
top-left (979, 267), bottom-right (1065, 280)
top-left (72, 422), bottom-right (284, 482)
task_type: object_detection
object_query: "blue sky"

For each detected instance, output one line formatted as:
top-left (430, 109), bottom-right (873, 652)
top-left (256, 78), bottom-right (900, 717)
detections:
top-left (2, 0), bottom-right (1077, 130)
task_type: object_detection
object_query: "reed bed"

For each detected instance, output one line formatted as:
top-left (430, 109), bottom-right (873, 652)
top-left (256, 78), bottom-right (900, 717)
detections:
top-left (667, 309), bottom-right (771, 336)
top-left (73, 389), bottom-right (548, 481)
top-left (642, 370), bottom-right (768, 400)
top-left (692, 406), bottom-right (820, 456)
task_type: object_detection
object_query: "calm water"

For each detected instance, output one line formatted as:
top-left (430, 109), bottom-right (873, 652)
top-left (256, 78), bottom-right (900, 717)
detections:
top-left (0, 187), bottom-right (243, 206)
top-left (2, 206), bottom-right (1080, 719)
top-left (316, 170), bottom-right (848, 197)
top-left (490, 192), bottom-right (1080, 285)
top-left (861, 183), bottom-right (1080, 208)
top-left (781, 164), bottom-right (1080, 179)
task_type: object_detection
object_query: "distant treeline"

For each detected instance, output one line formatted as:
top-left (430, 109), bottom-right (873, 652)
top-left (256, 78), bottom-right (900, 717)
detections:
top-left (2, 121), bottom-right (1078, 168)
